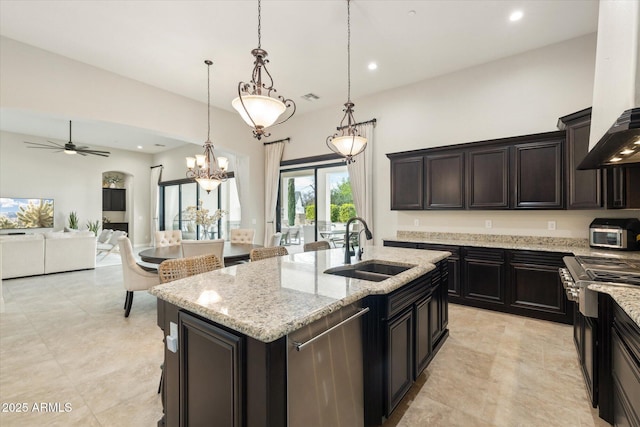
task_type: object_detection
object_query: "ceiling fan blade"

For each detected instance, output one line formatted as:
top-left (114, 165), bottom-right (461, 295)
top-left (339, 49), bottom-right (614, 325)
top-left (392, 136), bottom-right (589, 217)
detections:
top-left (24, 141), bottom-right (65, 149)
top-left (79, 149), bottom-right (111, 157)
top-left (25, 145), bottom-right (64, 150)
top-left (75, 146), bottom-right (89, 150)
top-left (77, 152), bottom-right (88, 156)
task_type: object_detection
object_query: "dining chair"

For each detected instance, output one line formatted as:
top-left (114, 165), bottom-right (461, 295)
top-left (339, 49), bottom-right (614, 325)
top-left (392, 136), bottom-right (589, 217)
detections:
top-left (230, 228), bottom-right (255, 244)
top-left (118, 236), bottom-right (159, 317)
top-left (249, 246), bottom-right (288, 262)
top-left (267, 232), bottom-right (282, 248)
top-left (303, 240), bottom-right (331, 252)
top-left (181, 239), bottom-right (225, 267)
top-left (155, 230), bottom-right (182, 247)
top-left (158, 253), bottom-right (224, 284)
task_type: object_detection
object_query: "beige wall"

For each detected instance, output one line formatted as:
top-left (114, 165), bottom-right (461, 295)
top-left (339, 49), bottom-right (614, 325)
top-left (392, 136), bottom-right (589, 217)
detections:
top-left (276, 34), bottom-right (639, 242)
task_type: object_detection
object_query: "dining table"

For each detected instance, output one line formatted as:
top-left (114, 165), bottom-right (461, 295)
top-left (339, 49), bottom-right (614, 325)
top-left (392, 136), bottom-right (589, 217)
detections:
top-left (138, 242), bottom-right (263, 265)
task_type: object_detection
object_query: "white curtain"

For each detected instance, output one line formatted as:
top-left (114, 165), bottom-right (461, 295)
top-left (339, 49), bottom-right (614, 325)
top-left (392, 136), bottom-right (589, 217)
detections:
top-left (149, 166), bottom-right (163, 247)
top-left (347, 122), bottom-right (375, 245)
top-left (264, 141), bottom-right (286, 245)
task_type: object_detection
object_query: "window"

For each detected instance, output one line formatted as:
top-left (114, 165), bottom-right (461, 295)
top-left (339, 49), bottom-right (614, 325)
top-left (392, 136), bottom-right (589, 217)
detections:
top-left (159, 176), bottom-right (240, 241)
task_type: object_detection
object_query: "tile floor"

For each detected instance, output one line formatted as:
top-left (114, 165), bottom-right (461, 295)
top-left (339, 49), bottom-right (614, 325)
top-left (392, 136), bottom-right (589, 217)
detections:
top-left (0, 263), bottom-right (610, 426)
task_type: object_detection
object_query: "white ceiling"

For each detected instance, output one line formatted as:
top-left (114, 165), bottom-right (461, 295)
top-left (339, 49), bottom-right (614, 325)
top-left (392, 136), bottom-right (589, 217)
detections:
top-left (0, 0), bottom-right (599, 154)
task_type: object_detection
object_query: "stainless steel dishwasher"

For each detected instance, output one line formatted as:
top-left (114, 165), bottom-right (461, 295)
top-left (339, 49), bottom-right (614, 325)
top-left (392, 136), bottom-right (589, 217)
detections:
top-left (287, 303), bottom-right (368, 427)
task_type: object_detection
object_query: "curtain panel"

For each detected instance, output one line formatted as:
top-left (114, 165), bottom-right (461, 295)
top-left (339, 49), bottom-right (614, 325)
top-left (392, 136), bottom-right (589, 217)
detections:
top-left (347, 122), bottom-right (375, 245)
top-left (264, 141), bottom-right (286, 245)
top-left (149, 166), bottom-right (163, 247)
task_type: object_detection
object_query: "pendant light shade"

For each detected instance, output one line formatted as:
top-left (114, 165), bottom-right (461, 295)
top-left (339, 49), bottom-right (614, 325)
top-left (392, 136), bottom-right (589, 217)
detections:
top-left (234, 2), bottom-right (295, 140)
top-left (326, 0), bottom-right (367, 164)
top-left (186, 60), bottom-right (228, 194)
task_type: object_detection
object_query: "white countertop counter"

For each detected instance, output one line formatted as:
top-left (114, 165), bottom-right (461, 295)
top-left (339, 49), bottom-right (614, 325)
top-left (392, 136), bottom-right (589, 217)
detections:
top-left (149, 246), bottom-right (450, 343)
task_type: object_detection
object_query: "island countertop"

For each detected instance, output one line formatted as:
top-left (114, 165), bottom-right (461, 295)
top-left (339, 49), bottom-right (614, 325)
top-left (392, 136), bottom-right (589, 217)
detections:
top-left (149, 246), bottom-right (449, 343)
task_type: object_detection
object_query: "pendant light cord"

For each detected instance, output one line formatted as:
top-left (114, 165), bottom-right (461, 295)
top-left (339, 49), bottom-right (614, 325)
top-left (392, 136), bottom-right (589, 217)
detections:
top-left (257, 0), bottom-right (262, 49)
top-left (347, 0), bottom-right (351, 103)
top-left (205, 60), bottom-right (212, 142)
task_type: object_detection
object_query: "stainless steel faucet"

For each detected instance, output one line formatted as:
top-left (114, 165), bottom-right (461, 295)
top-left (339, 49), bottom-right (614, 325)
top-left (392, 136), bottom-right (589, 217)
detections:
top-left (344, 217), bottom-right (373, 264)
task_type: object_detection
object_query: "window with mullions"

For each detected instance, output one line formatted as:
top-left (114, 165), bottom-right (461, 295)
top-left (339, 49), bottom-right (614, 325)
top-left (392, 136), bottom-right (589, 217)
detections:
top-left (159, 176), bottom-right (240, 241)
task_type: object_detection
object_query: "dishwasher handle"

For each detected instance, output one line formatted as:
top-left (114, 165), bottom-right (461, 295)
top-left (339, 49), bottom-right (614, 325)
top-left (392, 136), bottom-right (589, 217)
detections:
top-left (292, 307), bottom-right (370, 352)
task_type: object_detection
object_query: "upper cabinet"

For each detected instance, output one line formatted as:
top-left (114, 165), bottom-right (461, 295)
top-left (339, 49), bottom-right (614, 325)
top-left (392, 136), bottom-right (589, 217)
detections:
top-left (425, 153), bottom-right (464, 209)
top-left (390, 156), bottom-right (424, 210)
top-left (512, 137), bottom-right (564, 209)
top-left (559, 108), bottom-right (603, 210)
top-left (388, 131), bottom-right (565, 211)
top-left (103, 188), bottom-right (126, 211)
top-left (467, 146), bottom-right (509, 209)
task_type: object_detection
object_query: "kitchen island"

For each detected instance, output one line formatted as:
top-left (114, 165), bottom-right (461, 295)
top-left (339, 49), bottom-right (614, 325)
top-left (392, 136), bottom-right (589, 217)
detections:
top-left (149, 246), bottom-right (450, 427)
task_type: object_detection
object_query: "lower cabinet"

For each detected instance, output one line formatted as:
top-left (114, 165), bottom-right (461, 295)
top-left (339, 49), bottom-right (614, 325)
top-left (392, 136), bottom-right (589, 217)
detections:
top-left (383, 240), bottom-right (573, 324)
top-left (574, 307), bottom-right (598, 407)
top-left (611, 302), bottom-right (640, 426)
top-left (363, 262), bottom-right (449, 426)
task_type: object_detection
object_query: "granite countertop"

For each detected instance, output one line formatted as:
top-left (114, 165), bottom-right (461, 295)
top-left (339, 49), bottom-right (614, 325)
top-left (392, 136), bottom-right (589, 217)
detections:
top-left (385, 231), bottom-right (640, 261)
top-left (588, 284), bottom-right (640, 326)
top-left (149, 246), bottom-right (449, 343)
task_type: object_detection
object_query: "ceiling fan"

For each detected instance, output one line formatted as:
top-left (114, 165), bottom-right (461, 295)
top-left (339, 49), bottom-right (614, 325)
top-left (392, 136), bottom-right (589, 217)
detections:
top-left (24, 120), bottom-right (111, 157)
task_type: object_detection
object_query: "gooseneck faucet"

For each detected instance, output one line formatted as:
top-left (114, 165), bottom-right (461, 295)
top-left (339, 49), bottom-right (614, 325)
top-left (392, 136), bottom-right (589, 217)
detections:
top-left (344, 217), bottom-right (373, 264)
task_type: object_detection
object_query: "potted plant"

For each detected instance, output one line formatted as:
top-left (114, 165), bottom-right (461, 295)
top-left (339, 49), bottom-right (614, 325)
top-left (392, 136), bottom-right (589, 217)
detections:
top-left (68, 211), bottom-right (79, 230)
top-left (86, 220), bottom-right (101, 236)
top-left (103, 175), bottom-right (124, 188)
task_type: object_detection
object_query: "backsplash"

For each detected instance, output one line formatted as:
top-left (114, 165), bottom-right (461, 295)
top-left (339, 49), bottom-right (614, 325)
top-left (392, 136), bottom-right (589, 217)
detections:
top-left (396, 230), bottom-right (589, 248)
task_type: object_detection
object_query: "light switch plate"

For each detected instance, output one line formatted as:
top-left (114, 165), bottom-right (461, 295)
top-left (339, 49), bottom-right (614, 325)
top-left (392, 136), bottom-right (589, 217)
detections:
top-left (548, 221), bottom-right (556, 230)
top-left (485, 220), bottom-right (492, 229)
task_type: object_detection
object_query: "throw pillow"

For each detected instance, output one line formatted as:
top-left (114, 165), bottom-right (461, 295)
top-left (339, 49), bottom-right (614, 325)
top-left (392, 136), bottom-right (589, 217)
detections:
top-left (107, 230), bottom-right (127, 246)
top-left (98, 229), bottom-right (113, 243)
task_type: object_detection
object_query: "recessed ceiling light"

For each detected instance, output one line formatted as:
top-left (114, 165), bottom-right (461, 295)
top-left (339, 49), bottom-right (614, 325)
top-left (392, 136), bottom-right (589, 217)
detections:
top-left (368, 62), bottom-right (378, 71)
top-left (509, 10), bottom-right (523, 22)
top-left (620, 148), bottom-right (635, 155)
top-left (137, 145), bottom-right (143, 150)
top-left (610, 157), bottom-right (623, 162)
top-left (408, 10), bottom-right (416, 17)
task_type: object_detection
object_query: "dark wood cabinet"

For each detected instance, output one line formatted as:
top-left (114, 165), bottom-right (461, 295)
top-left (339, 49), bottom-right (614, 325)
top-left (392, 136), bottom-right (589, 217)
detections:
top-left (386, 308), bottom-right (414, 415)
top-left (364, 264), bottom-right (449, 425)
top-left (462, 247), bottom-right (506, 306)
top-left (605, 166), bottom-right (640, 209)
top-left (425, 153), bottom-right (464, 209)
top-left (385, 240), bottom-right (572, 324)
top-left (507, 250), bottom-right (572, 324)
top-left (390, 156), bottom-right (424, 210)
top-left (102, 188), bottom-right (126, 211)
top-left (467, 146), bottom-right (509, 209)
top-left (106, 222), bottom-right (128, 233)
top-left (178, 311), bottom-right (243, 427)
top-left (574, 308), bottom-right (598, 407)
top-left (559, 108), bottom-right (603, 209)
top-left (512, 138), bottom-right (564, 209)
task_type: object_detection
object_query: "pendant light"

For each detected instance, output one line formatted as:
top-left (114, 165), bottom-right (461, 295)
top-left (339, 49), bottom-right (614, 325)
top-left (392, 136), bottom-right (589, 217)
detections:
top-left (186, 60), bottom-right (228, 194)
top-left (326, 0), bottom-right (367, 164)
top-left (232, 0), bottom-right (296, 140)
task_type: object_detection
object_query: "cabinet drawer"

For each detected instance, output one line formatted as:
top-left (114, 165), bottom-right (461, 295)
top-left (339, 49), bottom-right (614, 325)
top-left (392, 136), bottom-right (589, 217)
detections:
top-left (386, 275), bottom-right (432, 320)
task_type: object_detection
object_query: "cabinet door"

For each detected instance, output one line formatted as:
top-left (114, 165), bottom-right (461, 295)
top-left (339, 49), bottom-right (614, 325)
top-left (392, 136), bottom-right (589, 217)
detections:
top-left (583, 316), bottom-right (597, 407)
top-left (512, 139), bottom-right (564, 209)
top-left (102, 189), bottom-right (111, 211)
top-left (565, 114), bottom-right (602, 209)
top-left (508, 251), bottom-right (572, 324)
top-left (462, 247), bottom-right (506, 306)
top-left (390, 156), bottom-right (424, 210)
top-left (467, 147), bottom-right (509, 209)
top-left (102, 188), bottom-right (126, 211)
top-left (419, 244), bottom-right (461, 298)
top-left (425, 153), bottom-right (464, 209)
top-left (606, 167), bottom-right (640, 209)
top-left (386, 309), bottom-right (414, 416)
top-left (414, 295), bottom-right (432, 378)
top-left (179, 312), bottom-right (243, 427)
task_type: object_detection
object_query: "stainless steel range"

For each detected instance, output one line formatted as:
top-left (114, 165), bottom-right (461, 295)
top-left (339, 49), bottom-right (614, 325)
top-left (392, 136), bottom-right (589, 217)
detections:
top-left (560, 255), bottom-right (640, 317)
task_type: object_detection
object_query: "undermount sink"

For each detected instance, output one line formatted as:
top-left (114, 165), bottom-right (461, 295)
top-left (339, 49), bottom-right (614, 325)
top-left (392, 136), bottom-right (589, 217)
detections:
top-left (324, 262), bottom-right (415, 282)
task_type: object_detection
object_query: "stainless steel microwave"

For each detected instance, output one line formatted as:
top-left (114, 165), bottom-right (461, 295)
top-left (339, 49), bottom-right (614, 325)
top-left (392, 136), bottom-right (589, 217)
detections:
top-left (589, 218), bottom-right (640, 250)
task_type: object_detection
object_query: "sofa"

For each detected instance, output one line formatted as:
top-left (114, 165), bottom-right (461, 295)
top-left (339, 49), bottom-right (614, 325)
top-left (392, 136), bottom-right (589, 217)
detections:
top-left (0, 231), bottom-right (97, 279)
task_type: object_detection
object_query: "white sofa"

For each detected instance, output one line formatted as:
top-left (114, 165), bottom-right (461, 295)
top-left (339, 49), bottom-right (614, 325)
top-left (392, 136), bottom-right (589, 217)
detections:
top-left (0, 231), bottom-right (97, 279)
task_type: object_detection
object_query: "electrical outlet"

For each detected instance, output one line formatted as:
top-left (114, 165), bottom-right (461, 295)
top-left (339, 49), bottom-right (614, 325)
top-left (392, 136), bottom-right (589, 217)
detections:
top-left (414, 219), bottom-right (419, 226)
top-left (485, 220), bottom-right (492, 229)
top-left (252, 218), bottom-right (257, 225)
top-left (548, 221), bottom-right (556, 230)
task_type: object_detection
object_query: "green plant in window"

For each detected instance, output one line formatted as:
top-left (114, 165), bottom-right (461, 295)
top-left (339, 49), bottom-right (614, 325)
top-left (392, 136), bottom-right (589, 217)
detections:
top-left (339, 203), bottom-right (356, 223)
top-left (16, 200), bottom-right (54, 228)
top-left (287, 178), bottom-right (296, 226)
top-left (0, 216), bottom-right (18, 229)
top-left (330, 204), bottom-right (340, 223)
top-left (305, 204), bottom-right (316, 221)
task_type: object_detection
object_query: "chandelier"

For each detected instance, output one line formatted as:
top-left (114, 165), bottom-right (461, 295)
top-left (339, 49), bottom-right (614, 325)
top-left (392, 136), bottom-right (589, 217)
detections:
top-left (186, 60), bottom-right (228, 194)
top-left (326, 0), bottom-right (367, 164)
top-left (232, 0), bottom-right (296, 140)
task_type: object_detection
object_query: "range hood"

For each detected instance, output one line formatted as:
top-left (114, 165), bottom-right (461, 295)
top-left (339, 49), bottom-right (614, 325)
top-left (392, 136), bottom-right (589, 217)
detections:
top-left (578, 107), bottom-right (640, 170)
